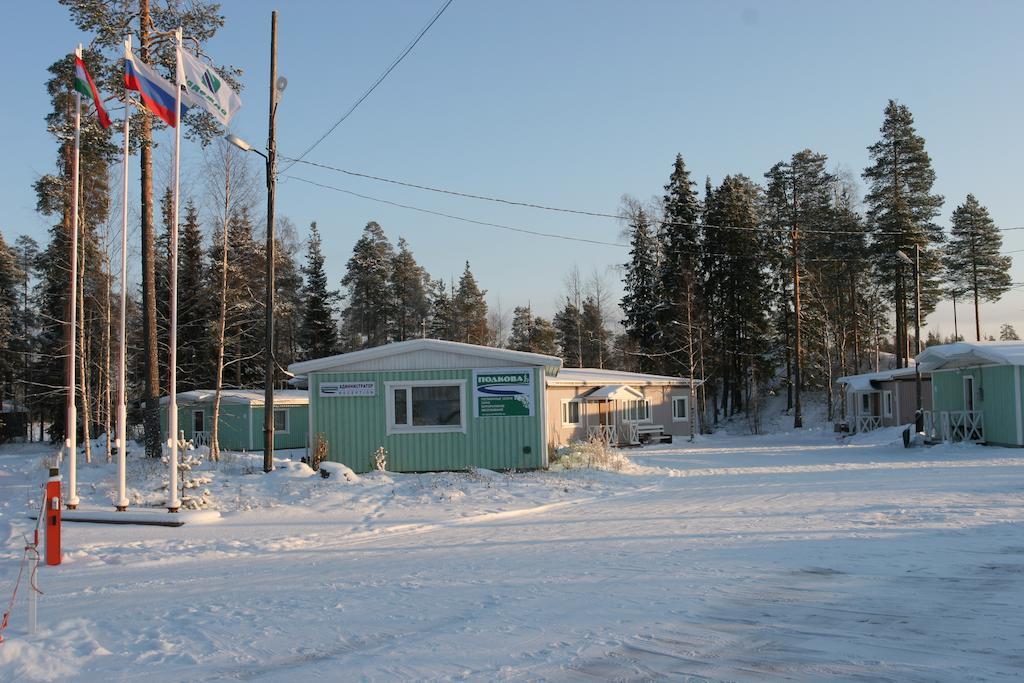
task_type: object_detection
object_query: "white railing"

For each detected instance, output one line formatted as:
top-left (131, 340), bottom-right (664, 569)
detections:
top-left (587, 425), bottom-right (617, 445)
top-left (191, 430), bottom-right (211, 447)
top-left (856, 415), bottom-right (882, 433)
top-left (923, 410), bottom-right (983, 443)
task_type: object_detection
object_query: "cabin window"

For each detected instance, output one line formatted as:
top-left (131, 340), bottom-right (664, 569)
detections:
top-left (624, 399), bottom-right (652, 423)
top-left (192, 410), bottom-right (205, 433)
top-left (561, 399), bottom-right (581, 425)
top-left (860, 393), bottom-right (871, 415)
top-left (386, 380), bottom-right (466, 434)
top-left (273, 408), bottom-right (288, 433)
top-left (883, 391), bottom-right (893, 418)
top-left (672, 396), bottom-right (689, 421)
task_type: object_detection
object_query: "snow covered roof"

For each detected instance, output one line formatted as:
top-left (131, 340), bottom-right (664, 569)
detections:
top-left (546, 367), bottom-right (698, 387)
top-left (916, 341), bottom-right (1024, 371)
top-left (579, 384), bottom-right (645, 401)
top-left (837, 366), bottom-right (922, 392)
top-left (288, 339), bottom-right (563, 375)
top-left (159, 389), bottom-right (309, 407)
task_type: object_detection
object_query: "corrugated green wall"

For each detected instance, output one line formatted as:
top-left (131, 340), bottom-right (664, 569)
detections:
top-left (160, 402), bottom-right (307, 451)
top-left (932, 365), bottom-right (1021, 445)
top-left (251, 405), bottom-right (309, 450)
top-left (310, 368), bottom-right (545, 473)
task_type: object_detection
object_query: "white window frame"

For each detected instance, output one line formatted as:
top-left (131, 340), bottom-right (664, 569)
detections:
top-left (191, 409), bottom-right (205, 434)
top-left (385, 379), bottom-right (467, 435)
top-left (273, 408), bottom-right (289, 434)
top-left (623, 398), bottom-right (653, 424)
top-left (672, 396), bottom-right (689, 422)
top-left (561, 399), bottom-right (581, 426)
top-left (882, 391), bottom-right (893, 418)
top-left (860, 392), bottom-right (871, 415)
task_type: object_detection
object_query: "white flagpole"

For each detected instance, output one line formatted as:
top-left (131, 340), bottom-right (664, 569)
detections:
top-left (167, 27), bottom-right (183, 512)
top-left (66, 44), bottom-right (83, 510)
top-left (115, 36), bottom-right (132, 511)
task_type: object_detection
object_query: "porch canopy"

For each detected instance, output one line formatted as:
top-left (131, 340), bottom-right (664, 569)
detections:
top-left (917, 341), bottom-right (1024, 371)
top-left (580, 385), bottom-right (644, 401)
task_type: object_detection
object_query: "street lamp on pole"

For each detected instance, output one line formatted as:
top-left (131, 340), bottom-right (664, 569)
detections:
top-left (896, 247), bottom-right (923, 432)
top-left (225, 12), bottom-right (285, 473)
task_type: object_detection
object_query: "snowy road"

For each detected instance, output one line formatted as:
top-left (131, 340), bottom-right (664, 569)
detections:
top-left (2, 430), bottom-right (1023, 681)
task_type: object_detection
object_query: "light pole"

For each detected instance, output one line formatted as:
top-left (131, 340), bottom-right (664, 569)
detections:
top-left (225, 12), bottom-right (285, 472)
top-left (897, 247), bottom-right (922, 431)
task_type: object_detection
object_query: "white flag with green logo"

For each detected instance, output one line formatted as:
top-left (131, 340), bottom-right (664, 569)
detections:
top-left (177, 47), bottom-right (242, 126)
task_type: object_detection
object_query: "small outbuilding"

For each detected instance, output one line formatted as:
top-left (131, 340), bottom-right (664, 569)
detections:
top-left (159, 389), bottom-right (309, 451)
top-left (289, 339), bottom-right (562, 473)
top-left (546, 368), bottom-right (699, 447)
top-left (916, 341), bottom-right (1024, 446)
top-left (836, 365), bottom-right (932, 433)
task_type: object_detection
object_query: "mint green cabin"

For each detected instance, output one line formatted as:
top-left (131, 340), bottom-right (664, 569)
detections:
top-left (159, 389), bottom-right (309, 451)
top-left (289, 339), bottom-right (563, 473)
top-left (917, 342), bottom-right (1024, 446)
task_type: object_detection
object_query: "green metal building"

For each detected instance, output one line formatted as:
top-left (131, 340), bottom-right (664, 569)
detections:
top-left (917, 341), bottom-right (1024, 446)
top-left (159, 389), bottom-right (309, 451)
top-left (289, 339), bottom-right (562, 473)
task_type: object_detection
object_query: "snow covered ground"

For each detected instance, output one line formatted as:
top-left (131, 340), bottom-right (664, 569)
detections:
top-left (1, 427), bottom-right (1023, 681)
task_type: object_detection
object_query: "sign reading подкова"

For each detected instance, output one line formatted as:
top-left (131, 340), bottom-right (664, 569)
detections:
top-left (473, 368), bottom-right (534, 417)
top-left (319, 381), bottom-right (376, 398)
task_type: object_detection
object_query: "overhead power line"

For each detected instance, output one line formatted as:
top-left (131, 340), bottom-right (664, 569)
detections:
top-left (286, 175), bottom-right (627, 247)
top-left (289, 174), bottom-right (1015, 264)
top-left (287, 157), bottom-right (1024, 241)
top-left (285, 156), bottom-right (902, 238)
top-left (281, 0), bottom-right (454, 173)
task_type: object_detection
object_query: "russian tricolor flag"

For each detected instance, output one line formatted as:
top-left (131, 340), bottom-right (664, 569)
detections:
top-left (125, 51), bottom-right (188, 128)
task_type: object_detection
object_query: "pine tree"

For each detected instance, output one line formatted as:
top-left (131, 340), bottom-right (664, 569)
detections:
top-left (340, 222), bottom-right (394, 349)
top-left (701, 175), bottom-right (770, 418)
top-left (61, 0), bottom-right (237, 457)
top-left (764, 149), bottom-right (835, 426)
top-left (390, 237), bottom-right (431, 341)
top-left (32, 51), bottom-right (117, 444)
top-left (427, 279), bottom-right (455, 340)
top-left (0, 230), bottom-right (22, 414)
top-left (1000, 323), bottom-right (1019, 341)
top-left (657, 154), bottom-right (701, 374)
top-left (620, 204), bottom-right (660, 372)
top-left (12, 235), bottom-right (39, 437)
top-left (553, 299), bottom-right (583, 367)
top-left (863, 100), bottom-right (944, 366)
top-left (508, 306), bottom-right (535, 352)
top-left (944, 194), bottom-right (1012, 341)
top-left (452, 262), bottom-right (490, 345)
top-left (580, 297), bottom-right (611, 368)
top-left (298, 222), bottom-right (338, 359)
top-left (177, 200), bottom-right (210, 392)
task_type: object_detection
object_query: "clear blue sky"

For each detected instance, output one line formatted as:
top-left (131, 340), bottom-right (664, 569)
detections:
top-left (3, 1), bottom-right (1023, 338)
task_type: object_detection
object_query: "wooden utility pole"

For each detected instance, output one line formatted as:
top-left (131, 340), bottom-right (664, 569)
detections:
top-left (263, 10), bottom-right (279, 473)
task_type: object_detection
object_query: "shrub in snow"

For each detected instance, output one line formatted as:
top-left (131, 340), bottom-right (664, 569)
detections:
top-left (552, 440), bottom-right (631, 472)
top-left (303, 433), bottom-right (329, 472)
top-left (371, 446), bottom-right (388, 472)
top-left (319, 461), bottom-right (360, 482)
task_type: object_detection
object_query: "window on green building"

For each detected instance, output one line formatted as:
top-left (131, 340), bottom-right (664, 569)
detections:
top-left (387, 381), bottom-right (466, 434)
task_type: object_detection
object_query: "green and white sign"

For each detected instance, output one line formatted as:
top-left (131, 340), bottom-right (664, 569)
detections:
top-left (473, 368), bottom-right (534, 417)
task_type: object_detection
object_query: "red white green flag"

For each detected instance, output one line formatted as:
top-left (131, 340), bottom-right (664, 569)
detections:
top-left (74, 56), bottom-right (112, 129)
